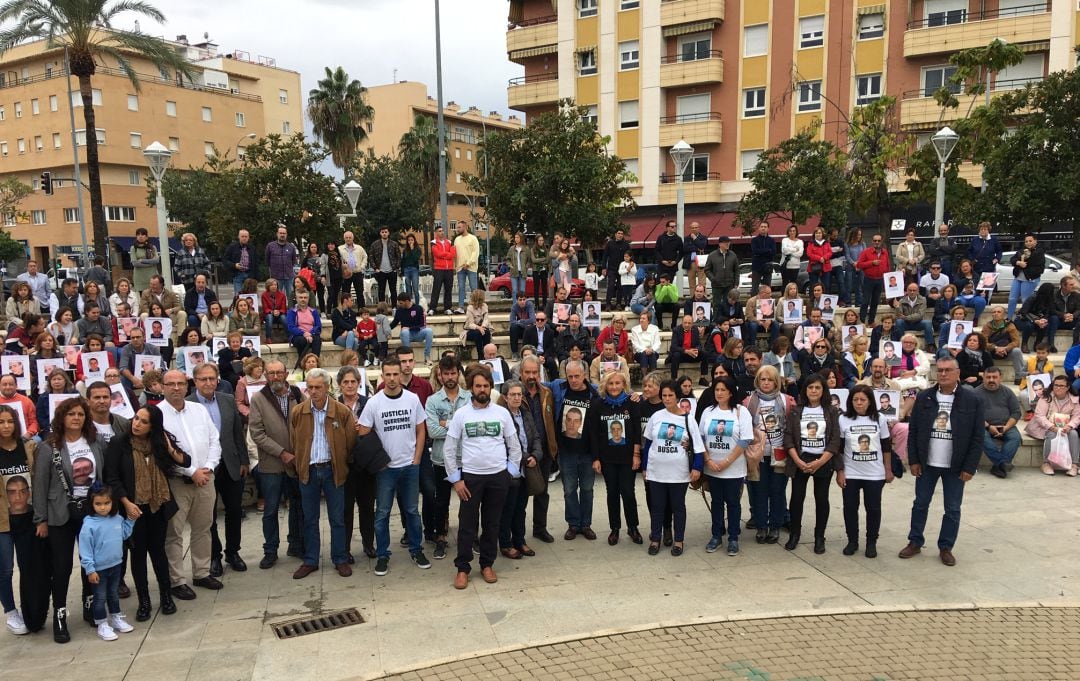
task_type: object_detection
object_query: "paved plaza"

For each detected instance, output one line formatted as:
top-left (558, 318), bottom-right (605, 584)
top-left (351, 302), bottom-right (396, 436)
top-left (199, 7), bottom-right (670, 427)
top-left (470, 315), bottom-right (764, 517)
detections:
top-left (3, 467), bottom-right (1079, 680)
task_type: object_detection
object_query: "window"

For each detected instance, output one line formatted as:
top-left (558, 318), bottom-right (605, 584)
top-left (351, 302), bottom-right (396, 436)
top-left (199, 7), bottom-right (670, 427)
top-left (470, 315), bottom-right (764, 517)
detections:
top-left (74, 128), bottom-right (106, 146)
top-left (279, 89), bottom-right (288, 104)
top-left (579, 50), bottom-right (597, 76)
top-left (204, 142), bottom-right (216, 158)
top-left (925, 0), bottom-right (966, 26)
top-left (675, 93), bottom-right (711, 121)
top-left (740, 149), bottom-right (762, 180)
top-left (0, 142), bottom-right (6, 156)
top-left (682, 154), bottom-right (710, 182)
top-left (30, 98), bottom-right (39, 115)
top-left (128, 170), bottom-right (140, 185)
top-left (619, 41), bottom-right (640, 70)
top-left (454, 173), bottom-right (461, 184)
top-left (799, 15), bottom-right (825, 48)
top-left (233, 112), bottom-right (245, 127)
top-left (106, 206), bottom-right (136, 222)
top-left (34, 135), bottom-right (42, 151)
top-left (3, 214), bottom-right (14, 227)
top-left (622, 158), bottom-right (639, 185)
top-left (31, 210), bottom-right (46, 225)
top-left (282, 121), bottom-right (291, 134)
top-left (744, 25), bottom-right (768, 57)
top-left (619, 100), bottom-right (639, 129)
top-left (856, 74), bottom-right (883, 105)
top-left (454, 148), bottom-right (460, 159)
top-left (16, 139), bottom-right (25, 154)
top-left (64, 208), bottom-right (80, 223)
top-left (679, 33), bottom-right (712, 62)
top-left (620, 0), bottom-right (639, 8)
top-left (130, 132), bottom-right (142, 148)
top-left (0, 105), bottom-right (5, 120)
top-left (165, 100), bottom-right (177, 117)
top-left (201, 106), bottom-right (212, 122)
top-left (743, 87), bottom-right (766, 117)
top-left (49, 95), bottom-right (57, 112)
top-left (237, 147), bottom-right (247, 159)
top-left (70, 89), bottom-right (103, 107)
top-left (14, 102), bottom-right (21, 118)
top-left (584, 105), bottom-right (598, 126)
top-left (998, 0), bottom-right (1046, 16)
top-left (858, 13), bottom-right (885, 40)
top-left (168, 137), bottom-right (180, 152)
top-left (797, 81), bottom-right (822, 112)
top-left (52, 133), bottom-right (61, 149)
top-left (452, 126), bottom-right (475, 144)
top-left (579, 0), bottom-right (597, 18)
top-left (127, 95), bottom-right (138, 111)
top-left (466, 149), bottom-right (472, 160)
top-left (998, 53), bottom-right (1045, 89)
top-left (922, 65), bottom-right (959, 97)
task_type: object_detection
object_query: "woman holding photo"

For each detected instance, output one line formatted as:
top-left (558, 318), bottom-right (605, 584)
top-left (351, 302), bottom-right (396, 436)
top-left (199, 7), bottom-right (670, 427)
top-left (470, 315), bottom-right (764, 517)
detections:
top-left (698, 376), bottom-right (755, 556)
top-left (588, 372), bottom-right (642, 546)
top-left (782, 374), bottom-right (841, 554)
top-left (835, 385), bottom-right (893, 557)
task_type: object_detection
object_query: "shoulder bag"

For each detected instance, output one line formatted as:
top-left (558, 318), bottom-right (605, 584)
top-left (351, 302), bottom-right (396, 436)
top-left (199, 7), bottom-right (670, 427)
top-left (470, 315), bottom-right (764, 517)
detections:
top-left (52, 445), bottom-right (88, 521)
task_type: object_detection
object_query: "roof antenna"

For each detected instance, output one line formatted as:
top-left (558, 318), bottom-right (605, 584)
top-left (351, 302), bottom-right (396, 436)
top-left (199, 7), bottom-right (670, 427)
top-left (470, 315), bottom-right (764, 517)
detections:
top-left (393, 68), bottom-right (398, 83)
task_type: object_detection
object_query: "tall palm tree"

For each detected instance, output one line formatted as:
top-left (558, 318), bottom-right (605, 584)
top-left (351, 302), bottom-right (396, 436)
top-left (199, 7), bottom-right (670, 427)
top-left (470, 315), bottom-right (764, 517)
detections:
top-left (398, 114), bottom-right (443, 224)
top-left (307, 66), bottom-right (373, 171)
top-left (0, 0), bottom-right (194, 261)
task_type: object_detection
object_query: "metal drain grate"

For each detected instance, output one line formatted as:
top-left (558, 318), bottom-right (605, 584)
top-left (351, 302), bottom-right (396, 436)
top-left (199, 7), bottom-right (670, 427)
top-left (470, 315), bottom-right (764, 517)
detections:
top-left (271, 608), bottom-right (364, 639)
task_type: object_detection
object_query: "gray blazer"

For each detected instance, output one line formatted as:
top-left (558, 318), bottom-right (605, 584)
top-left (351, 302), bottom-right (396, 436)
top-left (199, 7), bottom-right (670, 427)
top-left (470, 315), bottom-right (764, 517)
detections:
top-left (32, 437), bottom-right (107, 526)
top-left (187, 392), bottom-right (248, 481)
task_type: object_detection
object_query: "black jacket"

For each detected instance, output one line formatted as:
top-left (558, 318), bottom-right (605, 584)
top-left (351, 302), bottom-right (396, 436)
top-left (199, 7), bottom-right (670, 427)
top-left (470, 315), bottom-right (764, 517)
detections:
top-left (104, 431), bottom-right (191, 521)
top-left (222, 240), bottom-right (259, 277)
top-left (667, 326), bottom-right (701, 355)
top-left (348, 431), bottom-right (390, 476)
top-left (602, 237), bottom-right (630, 273)
top-left (1011, 245), bottom-right (1046, 280)
top-left (907, 384), bottom-right (984, 475)
top-left (557, 327), bottom-right (593, 362)
top-left (655, 233), bottom-right (684, 267)
top-left (682, 232), bottom-right (709, 268)
top-left (523, 324), bottom-right (558, 358)
top-left (217, 347), bottom-right (252, 389)
top-left (587, 394), bottom-right (640, 465)
top-left (183, 287), bottom-right (219, 318)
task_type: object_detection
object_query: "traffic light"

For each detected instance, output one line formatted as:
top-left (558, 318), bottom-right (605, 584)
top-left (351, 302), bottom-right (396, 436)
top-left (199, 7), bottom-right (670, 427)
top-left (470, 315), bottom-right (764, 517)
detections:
top-left (41, 171), bottom-right (53, 195)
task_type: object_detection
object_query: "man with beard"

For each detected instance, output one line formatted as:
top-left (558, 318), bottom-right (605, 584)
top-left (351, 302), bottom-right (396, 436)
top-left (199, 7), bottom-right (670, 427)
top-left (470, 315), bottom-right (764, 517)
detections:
top-left (516, 356), bottom-right (558, 542)
top-left (425, 358), bottom-right (472, 560)
top-left (548, 360), bottom-right (599, 540)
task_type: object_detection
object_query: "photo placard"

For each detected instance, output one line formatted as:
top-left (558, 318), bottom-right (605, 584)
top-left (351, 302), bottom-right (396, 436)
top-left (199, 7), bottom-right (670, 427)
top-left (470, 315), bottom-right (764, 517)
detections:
top-left (181, 346), bottom-right (210, 379)
top-left (134, 354), bottom-right (163, 379)
top-left (581, 302), bottom-right (602, 328)
top-left (841, 324), bottom-right (865, 352)
top-left (816, 295), bottom-right (838, 322)
top-left (239, 293), bottom-right (260, 313)
top-left (883, 271), bottom-right (905, 299)
top-left (36, 358), bottom-right (67, 392)
top-left (873, 390), bottom-right (901, 418)
top-left (80, 351), bottom-right (110, 383)
top-left (1027, 373), bottom-right (1051, 402)
top-left (1, 356), bottom-right (30, 392)
top-left (109, 384), bottom-right (135, 420)
top-left (144, 317), bottom-right (173, 347)
top-left (946, 320), bottom-right (974, 349)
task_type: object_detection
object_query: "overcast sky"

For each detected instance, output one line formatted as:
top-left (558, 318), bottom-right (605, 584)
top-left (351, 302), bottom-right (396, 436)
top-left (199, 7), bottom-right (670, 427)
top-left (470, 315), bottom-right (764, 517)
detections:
top-left (153, 0), bottom-right (521, 130)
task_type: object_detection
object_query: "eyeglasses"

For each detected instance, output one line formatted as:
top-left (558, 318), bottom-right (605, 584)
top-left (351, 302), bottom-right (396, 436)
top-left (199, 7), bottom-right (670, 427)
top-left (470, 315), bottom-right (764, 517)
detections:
top-left (814, 344), bottom-right (827, 349)
top-left (931, 266), bottom-right (941, 269)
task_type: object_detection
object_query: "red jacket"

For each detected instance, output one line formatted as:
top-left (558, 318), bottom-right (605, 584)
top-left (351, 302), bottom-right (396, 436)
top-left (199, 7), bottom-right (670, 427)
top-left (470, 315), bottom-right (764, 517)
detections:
top-left (431, 239), bottom-right (456, 270)
top-left (856, 246), bottom-right (891, 280)
top-left (595, 326), bottom-right (629, 356)
top-left (261, 290), bottom-right (288, 315)
top-left (805, 240), bottom-right (833, 273)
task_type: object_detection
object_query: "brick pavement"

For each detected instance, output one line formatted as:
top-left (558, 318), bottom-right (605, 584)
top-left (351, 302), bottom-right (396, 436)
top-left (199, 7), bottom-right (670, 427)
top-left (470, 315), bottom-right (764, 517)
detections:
top-left (379, 607), bottom-right (1080, 681)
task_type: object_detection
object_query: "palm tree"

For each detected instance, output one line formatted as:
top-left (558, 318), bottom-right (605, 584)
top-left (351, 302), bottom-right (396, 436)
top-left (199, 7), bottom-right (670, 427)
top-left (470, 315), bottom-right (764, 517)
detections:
top-left (0, 0), bottom-right (194, 261)
top-left (307, 66), bottom-right (373, 170)
top-left (398, 114), bottom-right (443, 224)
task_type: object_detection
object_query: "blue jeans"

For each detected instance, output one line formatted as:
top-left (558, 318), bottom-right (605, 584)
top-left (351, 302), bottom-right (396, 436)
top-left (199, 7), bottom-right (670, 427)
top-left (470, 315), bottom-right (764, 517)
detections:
top-left (400, 327), bottom-right (433, 358)
top-left (1008, 278), bottom-right (1039, 319)
top-left (630, 303), bottom-right (655, 325)
top-left (457, 269), bottom-right (478, 308)
top-left (908, 465), bottom-right (966, 551)
top-left (750, 459), bottom-right (788, 530)
top-left (559, 451), bottom-right (595, 529)
top-left (745, 320), bottom-right (779, 349)
top-left (957, 294), bottom-right (987, 319)
top-left (511, 276), bottom-right (527, 301)
top-left (260, 471), bottom-right (303, 557)
top-left (403, 267), bottom-right (420, 305)
top-left (232, 272), bottom-right (249, 295)
top-left (860, 278), bottom-right (884, 324)
top-left (277, 277), bottom-right (293, 300)
top-left (0, 531), bottom-right (13, 612)
top-left (896, 318), bottom-right (935, 345)
top-left (845, 263), bottom-right (863, 306)
top-left (707, 476), bottom-right (743, 541)
top-left (264, 313), bottom-right (287, 339)
top-left (983, 428), bottom-right (1021, 467)
top-left (375, 465), bottom-right (422, 559)
top-left (299, 463), bottom-right (347, 567)
top-left (334, 330), bottom-right (359, 351)
top-left (90, 563), bottom-right (122, 622)
top-left (808, 270), bottom-right (830, 293)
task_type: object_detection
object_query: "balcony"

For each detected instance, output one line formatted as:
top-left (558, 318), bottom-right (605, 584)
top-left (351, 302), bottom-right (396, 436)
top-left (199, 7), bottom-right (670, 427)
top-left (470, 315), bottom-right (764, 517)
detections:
top-left (658, 171), bottom-right (723, 204)
top-left (659, 112), bottom-right (722, 147)
top-left (660, 50), bottom-right (723, 87)
top-left (507, 14), bottom-right (558, 61)
top-left (904, 4), bottom-right (1050, 58)
top-left (899, 77), bottom-right (1043, 129)
top-left (660, 0), bottom-right (725, 27)
top-left (507, 72), bottom-right (559, 109)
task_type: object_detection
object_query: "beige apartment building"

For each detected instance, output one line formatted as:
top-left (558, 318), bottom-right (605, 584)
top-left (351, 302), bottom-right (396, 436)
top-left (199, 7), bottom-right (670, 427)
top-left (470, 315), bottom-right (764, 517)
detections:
top-left (359, 81), bottom-right (522, 229)
top-left (506, 0), bottom-right (1075, 242)
top-left (0, 33), bottom-right (302, 268)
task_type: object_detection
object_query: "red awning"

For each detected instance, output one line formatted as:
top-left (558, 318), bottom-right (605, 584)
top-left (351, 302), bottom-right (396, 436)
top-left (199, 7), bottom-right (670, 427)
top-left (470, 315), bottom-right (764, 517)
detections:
top-left (626, 212), bottom-right (820, 248)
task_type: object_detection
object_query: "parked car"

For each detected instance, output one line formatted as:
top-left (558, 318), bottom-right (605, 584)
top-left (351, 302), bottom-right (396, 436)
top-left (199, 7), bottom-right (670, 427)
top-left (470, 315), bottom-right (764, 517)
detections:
top-left (995, 251), bottom-right (1070, 292)
top-left (737, 261), bottom-right (811, 296)
top-left (487, 273), bottom-right (585, 299)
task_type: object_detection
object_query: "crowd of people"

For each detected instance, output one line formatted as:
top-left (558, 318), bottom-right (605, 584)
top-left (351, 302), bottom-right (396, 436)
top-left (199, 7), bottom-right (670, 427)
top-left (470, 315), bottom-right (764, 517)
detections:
top-left (0, 220), bottom-right (1077, 648)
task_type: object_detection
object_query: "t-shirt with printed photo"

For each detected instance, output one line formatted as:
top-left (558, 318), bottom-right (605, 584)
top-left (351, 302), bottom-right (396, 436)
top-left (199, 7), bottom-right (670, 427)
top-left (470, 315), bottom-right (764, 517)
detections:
top-left (927, 392), bottom-right (954, 468)
top-left (0, 442), bottom-right (31, 497)
top-left (800, 406), bottom-right (826, 455)
top-left (359, 390), bottom-right (426, 468)
top-left (839, 414), bottom-right (890, 480)
top-left (67, 436), bottom-right (95, 498)
top-left (558, 388), bottom-right (593, 456)
top-left (644, 409), bottom-right (705, 484)
top-left (699, 404), bottom-right (753, 479)
top-left (757, 397), bottom-right (785, 450)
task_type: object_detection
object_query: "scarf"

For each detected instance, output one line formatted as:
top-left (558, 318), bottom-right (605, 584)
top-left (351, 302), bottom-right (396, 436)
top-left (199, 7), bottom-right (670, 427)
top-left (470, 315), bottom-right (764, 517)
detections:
top-left (900, 351), bottom-right (917, 372)
top-left (963, 347), bottom-right (983, 367)
top-left (852, 353), bottom-right (866, 379)
top-left (131, 436), bottom-right (171, 513)
top-left (601, 391), bottom-right (630, 408)
top-left (754, 388), bottom-right (786, 433)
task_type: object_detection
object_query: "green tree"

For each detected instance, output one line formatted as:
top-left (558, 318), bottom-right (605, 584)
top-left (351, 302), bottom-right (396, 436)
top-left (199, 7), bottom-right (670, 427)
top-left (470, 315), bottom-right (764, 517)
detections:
top-left (397, 115), bottom-right (448, 231)
top-left (466, 100), bottom-right (633, 251)
top-left (0, 178), bottom-right (32, 263)
top-left (351, 153), bottom-right (428, 242)
top-left (0, 0), bottom-right (194, 259)
top-left (845, 96), bottom-right (909, 233)
top-left (736, 126), bottom-right (850, 235)
top-left (307, 66), bottom-right (373, 170)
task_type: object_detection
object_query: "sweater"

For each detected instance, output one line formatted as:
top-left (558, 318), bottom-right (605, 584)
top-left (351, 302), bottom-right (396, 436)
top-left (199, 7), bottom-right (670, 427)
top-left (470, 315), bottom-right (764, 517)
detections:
top-left (79, 514), bottom-right (135, 574)
top-left (976, 384), bottom-right (1020, 426)
top-left (587, 392), bottom-right (640, 465)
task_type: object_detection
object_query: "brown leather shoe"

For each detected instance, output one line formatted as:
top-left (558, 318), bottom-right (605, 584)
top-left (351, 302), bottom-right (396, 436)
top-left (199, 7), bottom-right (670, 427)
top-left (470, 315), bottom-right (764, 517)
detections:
top-left (939, 549), bottom-right (956, 567)
top-left (453, 571), bottom-right (469, 590)
top-left (898, 542), bottom-right (922, 559)
top-left (481, 566), bottom-right (498, 584)
top-left (564, 527), bottom-right (578, 540)
top-left (292, 564), bottom-right (318, 580)
top-left (580, 527), bottom-right (597, 540)
top-left (335, 563), bottom-right (353, 577)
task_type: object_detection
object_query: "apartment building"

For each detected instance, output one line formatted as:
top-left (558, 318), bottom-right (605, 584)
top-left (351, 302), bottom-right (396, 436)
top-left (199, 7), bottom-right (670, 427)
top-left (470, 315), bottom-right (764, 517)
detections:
top-left (359, 81), bottom-right (522, 229)
top-left (505, 0), bottom-right (1074, 244)
top-left (0, 34), bottom-right (302, 268)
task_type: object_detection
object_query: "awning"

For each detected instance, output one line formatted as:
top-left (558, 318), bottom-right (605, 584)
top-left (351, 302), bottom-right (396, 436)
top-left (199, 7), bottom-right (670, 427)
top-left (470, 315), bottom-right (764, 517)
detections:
top-left (662, 21), bottom-right (717, 38)
top-left (857, 4), bottom-right (885, 15)
top-left (508, 0), bottom-right (523, 24)
top-left (111, 235), bottom-right (181, 252)
top-left (1020, 41), bottom-right (1050, 53)
top-left (510, 44), bottom-right (557, 60)
top-left (574, 44), bottom-right (596, 54)
top-left (626, 213), bottom-right (820, 248)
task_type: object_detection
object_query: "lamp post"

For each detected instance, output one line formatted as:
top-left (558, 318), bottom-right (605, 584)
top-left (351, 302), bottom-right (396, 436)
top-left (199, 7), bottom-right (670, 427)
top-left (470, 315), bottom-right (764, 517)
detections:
top-left (337, 180), bottom-right (362, 230)
top-left (669, 139), bottom-right (694, 294)
top-left (232, 132), bottom-right (257, 158)
top-left (143, 141), bottom-right (174, 290)
top-left (930, 126), bottom-right (960, 230)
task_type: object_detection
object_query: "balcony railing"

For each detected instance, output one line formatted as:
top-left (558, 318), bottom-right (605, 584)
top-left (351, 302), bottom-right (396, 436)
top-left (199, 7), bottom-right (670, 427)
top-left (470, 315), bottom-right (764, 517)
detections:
top-left (660, 49), bottom-right (723, 64)
top-left (0, 65), bottom-right (262, 101)
top-left (660, 111), bottom-right (722, 124)
top-left (901, 76), bottom-right (1046, 100)
top-left (509, 13), bottom-right (557, 28)
top-left (660, 171), bottom-right (722, 184)
top-left (906, 3), bottom-right (1047, 30)
top-left (508, 72), bottom-right (559, 86)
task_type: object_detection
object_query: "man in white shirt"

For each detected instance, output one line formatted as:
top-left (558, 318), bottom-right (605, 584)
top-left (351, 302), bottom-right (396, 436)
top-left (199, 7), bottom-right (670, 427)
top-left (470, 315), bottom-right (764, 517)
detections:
top-left (453, 221), bottom-right (480, 313)
top-left (444, 364), bottom-right (522, 589)
top-left (16, 259), bottom-right (50, 312)
top-left (160, 369), bottom-right (223, 599)
top-left (918, 262), bottom-right (950, 302)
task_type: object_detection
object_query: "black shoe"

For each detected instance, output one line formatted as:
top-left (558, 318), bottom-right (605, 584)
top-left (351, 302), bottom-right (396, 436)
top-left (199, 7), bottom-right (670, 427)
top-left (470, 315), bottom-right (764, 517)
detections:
top-left (765, 528), bottom-right (780, 544)
top-left (346, 552), bottom-right (356, 565)
top-left (159, 590), bottom-right (177, 615)
top-left (784, 531), bottom-right (800, 551)
top-left (865, 542), bottom-right (878, 559)
top-left (53, 607), bottom-right (70, 643)
top-left (82, 595), bottom-right (94, 625)
top-left (286, 547), bottom-right (303, 558)
top-left (171, 584), bottom-right (197, 601)
top-left (363, 546), bottom-right (377, 559)
top-left (259, 554), bottom-right (277, 570)
top-left (209, 557), bottom-right (224, 578)
top-left (755, 528), bottom-right (767, 544)
top-left (746, 518), bottom-right (757, 530)
top-left (225, 554), bottom-right (248, 572)
top-left (813, 537), bottom-right (826, 554)
top-left (399, 533), bottom-right (409, 547)
top-left (662, 529), bottom-right (673, 547)
top-left (118, 579), bottom-right (131, 599)
top-left (532, 529), bottom-right (555, 543)
top-left (647, 542), bottom-right (660, 556)
top-left (193, 576), bottom-right (224, 590)
top-left (136, 595), bottom-right (152, 622)
top-left (843, 540), bottom-right (859, 556)
top-left (991, 464), bottom-right (1007, 479)
top-left (627, 528), bottom-right (644, 545)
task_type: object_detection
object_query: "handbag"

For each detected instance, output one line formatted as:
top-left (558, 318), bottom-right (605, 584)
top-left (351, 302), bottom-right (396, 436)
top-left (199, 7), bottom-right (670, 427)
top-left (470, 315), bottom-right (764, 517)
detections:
top-left (523, 461), bottom-right (546, 496)
top-left (809, 261), bottom-right (823, 275)
top-left (1047, 432), bottom-right (1072, 471)
top-left (52, 446), bottom-right (88, 521)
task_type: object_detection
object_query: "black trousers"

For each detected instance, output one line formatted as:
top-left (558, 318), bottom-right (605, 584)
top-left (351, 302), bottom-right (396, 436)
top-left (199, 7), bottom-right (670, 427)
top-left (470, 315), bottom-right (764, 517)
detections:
top-left (788, 468), bottom-right (832, 538)
top-left (343, 470), bottom-right (376, 553)
top-left (533, 270), bottom-right (549, 307)
top-left (211, 464), bottom-right (245, 560)
top-left (842, 478), bottom-right (885, 543)
top-left (647, 481), bottom-right (687, 542)
top-left (433, 464), bottom-right (453, 538)
top-left (667, 348), bottom-right (702, 379)
top-left (643, 471), bottom-right (673, 536)
top-left (532, 455), bottom-right (552, 533)
top-left (46, 517), bottom-right (88, 610)
top-left (750, 265), bottom-right (773, 296)
top-left (601, 462), bottom-right (639, 532)
top-left (605, 272), bottom-right (620, 307)
top-left (373, 272), bottom-right (397, 303)
top-left (314, 280), bottom-right (327, 312)
top-left (129, 505), bottom-right (171, 596)
top-left (499, 478), bottom-right (529, 550)
top-left (10, 513), bottom-right (50, 632)
top-left (345, 273), bottom-right (366, 309)
top-left (509, 325), bottom-right (526, 354)
top-left (431, 269), bottom-right (453, 311)
top-left (656, 302), bottom-right (678, 329)
top-left (454, 471), bottom-right (510, 574)
top-left (465, 329), bottom-right (492, 360)
top-left (290, 335), bottom-right (322, 368)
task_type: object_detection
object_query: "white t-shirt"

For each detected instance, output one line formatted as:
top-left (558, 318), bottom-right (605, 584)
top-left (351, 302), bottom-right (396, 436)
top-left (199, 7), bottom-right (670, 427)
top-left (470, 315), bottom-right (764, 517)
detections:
top-left (699, 405), bottom-right (753, 479)
top-left (799, 406), bottom-right (826, 456)
top-left (757, 397), bottom-right (786, 449)
top-left (93, 421), bottom-right (115, 443)
top-left (358, 389), bottom-right (426, 468)
top-left (644, 409), bottom-right (705, 484)
top-left (67, 436), bottom-right (95, 498)
top-left (444, 402), bottom-right (521, 478)
top-left (839, 414), bottom-right (890, 480)
top-left (927, 392), bottom-right (954, 468)
top-left (919, 272), bottom-right (949, 295)
top-left (584, 272), bottom-right (599, 289)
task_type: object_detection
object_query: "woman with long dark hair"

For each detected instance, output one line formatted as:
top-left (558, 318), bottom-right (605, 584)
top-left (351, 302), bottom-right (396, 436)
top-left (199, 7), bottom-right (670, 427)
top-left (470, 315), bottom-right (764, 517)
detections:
top-left (304, 242), bottom-right (328, 312)
top-left (836, 385), bottom-right (893, 557)
top-left (782, 373), bottom-right (841, 554)
top-left (402, 233), bottom-right (422, 306)
top-left (698, 376), bottom-right (755, 556)
top-left (31, 396), bottom-right (103, 642)
top-left (1016, 281), bottom-right (1061, 352)
top-left (104, 405), bottom-right (189, 622)
top-left (325, 239), bottom-right (343, 306)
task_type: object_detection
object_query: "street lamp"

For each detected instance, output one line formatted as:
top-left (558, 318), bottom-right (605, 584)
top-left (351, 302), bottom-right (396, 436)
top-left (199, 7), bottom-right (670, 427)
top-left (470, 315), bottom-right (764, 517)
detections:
top-left (233, 132), bottom-right (257, 157)
top-left (337, 180), bottom-right (362, 230)
top-left (931, 126), bottom-right (960, 229)
top-left (669, 139), bottom-right (694, 293)
top-left (143, 141), bottom-right (174, 290)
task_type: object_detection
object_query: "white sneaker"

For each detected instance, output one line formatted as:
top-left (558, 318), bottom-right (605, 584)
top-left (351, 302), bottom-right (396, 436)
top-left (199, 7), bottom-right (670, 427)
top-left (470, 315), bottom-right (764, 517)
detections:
top-left (97, 622), bottom-right (118, 641)
top-left (6, 609), bottom-right (28, 635)
top-left (108, 613), bottom-right (133, 633)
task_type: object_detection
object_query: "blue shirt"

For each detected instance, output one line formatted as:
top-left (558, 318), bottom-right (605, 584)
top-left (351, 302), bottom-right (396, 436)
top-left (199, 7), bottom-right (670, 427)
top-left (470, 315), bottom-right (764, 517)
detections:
top-left (309, 399), bottom-right (330, 464)
top-left (196, 292), bottom-right (208, 315)
top-left (194, 391), bottom-right (221, 433)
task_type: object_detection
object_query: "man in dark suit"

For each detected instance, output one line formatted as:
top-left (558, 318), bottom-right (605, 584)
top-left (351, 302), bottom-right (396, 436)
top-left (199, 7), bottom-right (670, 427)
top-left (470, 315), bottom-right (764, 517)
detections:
top-left (189, 362), bottom-right (249, 577)
top-left (222, 229), bottom-right (260, 296)
top-left (183, 273), bottom-right (219, 329)
top-left (523, 312), bottom-right (559, 380)
top-left (667, 314), bottom-right (701, 379)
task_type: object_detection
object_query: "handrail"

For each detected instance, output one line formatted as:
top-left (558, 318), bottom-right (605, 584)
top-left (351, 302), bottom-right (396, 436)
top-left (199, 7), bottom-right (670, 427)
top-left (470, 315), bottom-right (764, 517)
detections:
top-left (660, 49), bottom-right (723, 64)
top-left (509, 14), bottom-right (558, 28)
top-left (906, 3), bottom-right (1047, 30)
top-left (660, 171), bottom-right (722, 184)
top-left (900, 76), bottom-right (1046, 99)
top-left (508, 72), bottom-right (559, 86)
top-left (660, 111), bottom-right (722, 124)
top-left (0, 63), bottom-right (263, 102)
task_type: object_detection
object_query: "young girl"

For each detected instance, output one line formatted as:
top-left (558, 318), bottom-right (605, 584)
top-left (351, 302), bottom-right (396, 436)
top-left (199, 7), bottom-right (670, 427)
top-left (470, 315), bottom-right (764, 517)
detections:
top-left (618, 251), bottom-right (637, 309)
top-left (356, 308), bottom-right (378, 366)
top-left (583, 262), bottom-right (599, 301)
top-left (374, 302), bottom-right (392, 364)
top-left (78, 483), bottom-right (135, 640)
top-left (835, 385), bottom-right (893, 558)
top-left (0, 403), bottom-right (42, 634)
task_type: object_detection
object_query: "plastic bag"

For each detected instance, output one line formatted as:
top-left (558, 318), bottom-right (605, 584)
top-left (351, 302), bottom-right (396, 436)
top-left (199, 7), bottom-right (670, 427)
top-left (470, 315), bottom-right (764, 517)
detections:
top-left (1048, 432), bottom-right (1072, 471)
